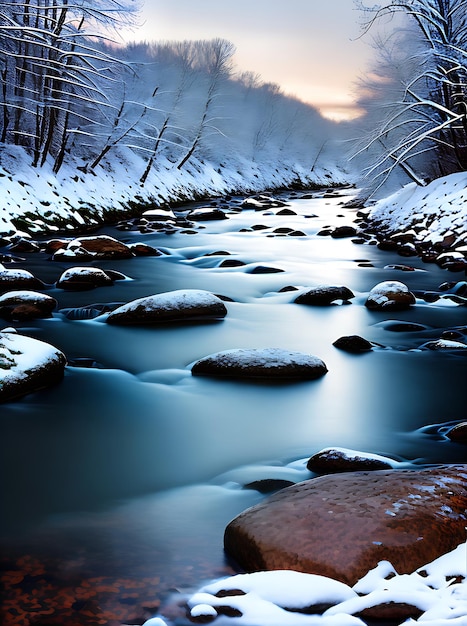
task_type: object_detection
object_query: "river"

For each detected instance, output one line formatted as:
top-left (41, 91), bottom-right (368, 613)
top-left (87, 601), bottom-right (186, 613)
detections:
top-left (1, 188), bottom-right (466, 625)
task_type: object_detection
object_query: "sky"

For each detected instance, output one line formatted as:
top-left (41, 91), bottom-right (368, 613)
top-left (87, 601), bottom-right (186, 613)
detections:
top-left (121, 0), bottom-right (372, 121)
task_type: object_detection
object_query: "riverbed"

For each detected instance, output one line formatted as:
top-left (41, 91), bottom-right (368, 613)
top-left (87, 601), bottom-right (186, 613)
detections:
top-left (1, 188), bottom-right (466, 625)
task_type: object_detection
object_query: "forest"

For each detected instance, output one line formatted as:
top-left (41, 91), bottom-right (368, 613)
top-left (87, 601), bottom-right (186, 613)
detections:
top-left (0, 0), bottom-right (337, 188)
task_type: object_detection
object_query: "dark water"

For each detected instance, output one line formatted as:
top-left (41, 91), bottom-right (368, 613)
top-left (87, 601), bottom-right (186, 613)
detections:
top-left (1, 189), bottom-right (466, 625)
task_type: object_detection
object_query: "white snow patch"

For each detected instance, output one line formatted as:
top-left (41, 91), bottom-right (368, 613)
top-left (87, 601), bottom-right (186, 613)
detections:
top-left (159, 543), bottom-right (467, 626)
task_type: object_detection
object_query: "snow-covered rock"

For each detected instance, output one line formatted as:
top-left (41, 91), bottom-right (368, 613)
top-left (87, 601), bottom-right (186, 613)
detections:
top-left (0, 266), bottom-right (46, 293)
top-left (106, 289), bottom-right (228, 325)
top-left (0, 328), bottom-right (66, 402)
top-left (307, 447), bottom-right (396, 474)
top-left (0, 290), bottom-right (57, 320)
top-left (191, 348), bottom-right (328, 380)
top-left (56, 266), bottom-right (115, 291)
top-left (365, 280), bottom-right (416, 310)
top-left (52, 235), bottom-right (134, 260)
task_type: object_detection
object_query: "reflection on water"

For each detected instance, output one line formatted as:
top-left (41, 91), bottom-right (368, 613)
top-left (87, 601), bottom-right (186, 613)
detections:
top-left (1, 190), bottom-right (466, 624)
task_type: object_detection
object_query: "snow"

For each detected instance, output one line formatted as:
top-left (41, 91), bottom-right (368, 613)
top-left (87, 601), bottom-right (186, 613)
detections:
top-left (146, 542), bottom-right (467, 626)
top-left (198, 570), bottom-right (357, 607)
top-left (107, 289), bottom-right (223, 316)
top-left (369, 172), bottom-right (467, 244)
top-left (312, 447), bottom-right (401, 468)
top-left (0, 144), bottom-right (348, 237)
top-left (0, 290), bottom-right (55, 305)
top-left (195, 348), bottom-right (326, 369)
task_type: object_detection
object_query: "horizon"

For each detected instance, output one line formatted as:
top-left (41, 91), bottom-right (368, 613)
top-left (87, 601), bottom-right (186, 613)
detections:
top-left (119, 1), bottom-right (371, 121)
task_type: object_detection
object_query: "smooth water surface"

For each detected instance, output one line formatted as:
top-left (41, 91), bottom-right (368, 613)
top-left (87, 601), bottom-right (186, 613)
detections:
top-left (1, 189), bottom-right (466, 625)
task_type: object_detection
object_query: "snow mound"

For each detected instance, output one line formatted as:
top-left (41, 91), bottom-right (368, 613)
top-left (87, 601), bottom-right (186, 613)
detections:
top-left (176, 543), bottom-right (467, 626)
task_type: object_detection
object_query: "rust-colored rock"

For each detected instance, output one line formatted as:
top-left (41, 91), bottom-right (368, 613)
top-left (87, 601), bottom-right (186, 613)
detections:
top-left (224, 465), bottom-right (467, 586)
top-left (365, 280), bottom-right (416, 310)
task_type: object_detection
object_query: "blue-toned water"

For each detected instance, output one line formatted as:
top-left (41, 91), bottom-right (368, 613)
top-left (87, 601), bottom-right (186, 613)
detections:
top-left (0, 189), bottom-right (466, 624)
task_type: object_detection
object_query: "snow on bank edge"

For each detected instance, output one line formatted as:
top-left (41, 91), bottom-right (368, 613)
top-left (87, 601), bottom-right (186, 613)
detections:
top-left (0, 144), bottom-right (350, 236)
top-left (369, 172), bottom-right (467, 246)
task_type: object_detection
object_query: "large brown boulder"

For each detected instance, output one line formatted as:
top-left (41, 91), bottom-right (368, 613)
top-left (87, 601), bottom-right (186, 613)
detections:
top-left (224, 465), bottom-right (467, 586)
top-left (0, 329), bottom-right (66, 402)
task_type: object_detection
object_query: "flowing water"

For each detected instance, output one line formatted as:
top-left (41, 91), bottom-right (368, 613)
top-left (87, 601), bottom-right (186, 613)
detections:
top-left (1, 189), bottom-right (466, 625)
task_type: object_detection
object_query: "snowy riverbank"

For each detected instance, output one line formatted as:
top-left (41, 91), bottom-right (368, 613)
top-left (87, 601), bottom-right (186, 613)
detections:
top-left (368, 172), bottom-right (467, 250)
top-left (0, 145), bottom-right (349, 237)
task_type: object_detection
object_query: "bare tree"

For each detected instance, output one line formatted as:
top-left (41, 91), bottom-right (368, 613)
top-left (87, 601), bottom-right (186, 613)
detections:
top-left (176, 38), bottom-right (235, 170)
top-left (353, 0), bottom-right (467, 193)
top-left (0, 0), bottom-right (141, 170)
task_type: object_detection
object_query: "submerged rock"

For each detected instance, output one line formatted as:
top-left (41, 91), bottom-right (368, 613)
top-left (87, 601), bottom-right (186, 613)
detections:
top-left (192, 348), bottom-right (328, 380)
top-left (106, 289), bottom-right (227, 325)
top-left (295, 285), bottom-right (355, 306)
top-left (224, 465), bottom-right (467, 586)
top-left (365, 281), bottom-right (416, 310)
top-left (248, 265), bottom-right (284, 274)
top-left (0, 328), bottom-right (66, 402)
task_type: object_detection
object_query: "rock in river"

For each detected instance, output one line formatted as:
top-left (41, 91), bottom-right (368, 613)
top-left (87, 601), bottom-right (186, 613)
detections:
top-left (106, 289), bottom-right (227, 325)
top-left (224, 465), bottom-right (467, 586)
top-left (365, 281), bottom-right (416, 310)
top-left (332, 335), bottom-right (373, 353)
top-left (56, 266), bottom-right (115, 291)
top-left (295, 285), bottom-right (354, 306)
top-left (0, 328), bottom-right (66, 402)
top-left (0, 290), bottom-right (57, 320)
top-left (0, 265), bottom-right (46, 293)
top-left (307, 447), bottom-right (394, 474)
top-left (192, 348), bottom-right (328, 380)
top-left (52, 235), bottom-right (134, 260)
